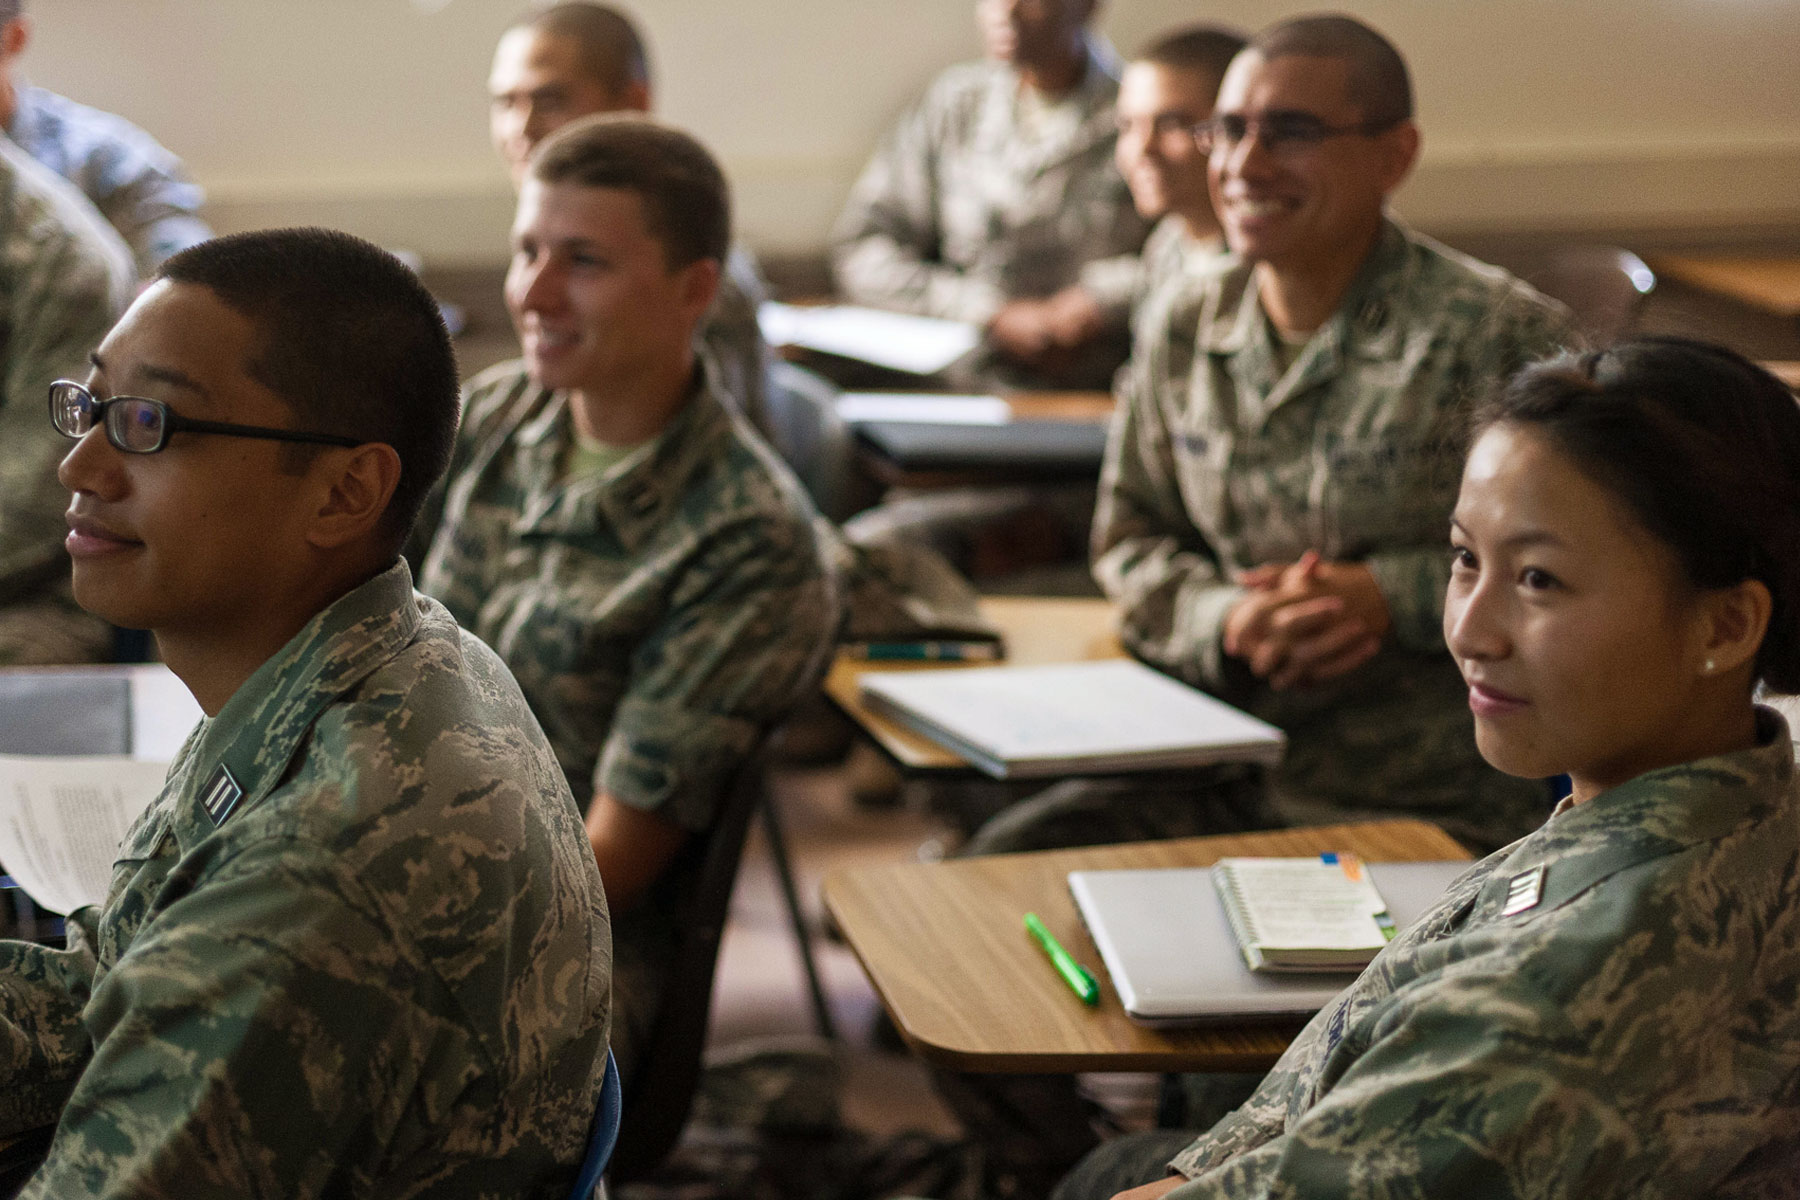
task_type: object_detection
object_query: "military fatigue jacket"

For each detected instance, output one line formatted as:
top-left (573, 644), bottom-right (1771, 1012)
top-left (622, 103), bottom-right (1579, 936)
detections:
top-left (418, 360), bottom-right (839, 827)
top-left (830, 35), bottom-right (1148, 327)
top-left (1092, 220), bottom-right (1575, 850)
top-left (0, 136), bottom-right (133, 666)
top-left (9, 83), bottom-right (212, 277)
top-left (0, 561), bottom-right (612, 1199)
top-left (1166, 711), bottom-right (1800, 1199)
top-left (1081, 214), bottom-right (1229, 335)
top-left (704, 244), bottom-right (774, 435)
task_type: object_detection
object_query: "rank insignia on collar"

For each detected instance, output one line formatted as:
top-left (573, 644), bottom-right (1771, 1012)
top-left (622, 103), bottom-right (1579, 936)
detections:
top-left (199, 763), bottom-right (245, 827)
top-left (1501, 866), bottom-right (1546, 917)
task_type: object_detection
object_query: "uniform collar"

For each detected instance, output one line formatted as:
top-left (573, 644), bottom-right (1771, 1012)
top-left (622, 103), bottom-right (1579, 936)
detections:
top-left (169, 559), bottom-right (419, 852)
top-left (1198, 218), bottom-right (1412, 422)
top-left (513, 367), bottom-right (733, 554)
top-left (1470, 706), bottom-right (1796, 925)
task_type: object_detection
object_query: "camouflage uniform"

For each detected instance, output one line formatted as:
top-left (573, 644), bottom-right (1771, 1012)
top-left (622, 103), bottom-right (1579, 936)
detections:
top-left (9, 82), bottom-right (212, 277)
top-left (1094, 220), bottom-right (1577, 853)
top-left (1076, 709), bottom-right (1800, 1200)
top-left (704, 244), bottom-right (775, 435)
top-left (830, 36), bottom-right (1149, 387)
top-left (1081, 214), bottom-right (1229, 337)
top-left (417, 359), bottom-right (840, 1083)
top-left (0, 136), bottom-right (134, 667)
top-left (0, 560), bottom-right (612, 1199)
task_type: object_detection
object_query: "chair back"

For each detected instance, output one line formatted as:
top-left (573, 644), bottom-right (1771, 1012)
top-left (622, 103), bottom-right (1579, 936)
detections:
top-left (763, 361), bottom-right (860, 522)
top-left (604, 745), bottom-right (772, 1182)
top-left (1515, 244), bottom-right (1656, 347)
top-left (565, 1049), bottom-right (622, 1200)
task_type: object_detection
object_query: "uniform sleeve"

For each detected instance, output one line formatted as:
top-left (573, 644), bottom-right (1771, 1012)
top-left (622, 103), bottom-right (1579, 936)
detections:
top-left (1362, 285), bottom-right (1580, 655)
top-left (1090, 308), bottom-right (1244, 695)
top-left (1077, 250), bottom-right (1146, 328)
top-left (828, 92), bottom-right (1007, 326)
top-left (17, 844), bottom-right (450, 1200)
top-left (0, 916), bottom-right (102, 1135)
top-left (597, 512), bottom-right (840, 831)
top-left (1165, 974), bottom-right (1647, 1200)
top-left (0, 200), bottom-right (130, 616)
top-left (68, 130), bottom-right (210, 278)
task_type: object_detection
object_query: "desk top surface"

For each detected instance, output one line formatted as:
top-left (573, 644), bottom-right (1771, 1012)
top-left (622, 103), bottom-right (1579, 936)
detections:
top-left (826, 595), bottom-right (1123, 771)
top-left (822, 818), bottom-right (1471, 1073)
top-left (1649, 255), bottom-right (1800, 318)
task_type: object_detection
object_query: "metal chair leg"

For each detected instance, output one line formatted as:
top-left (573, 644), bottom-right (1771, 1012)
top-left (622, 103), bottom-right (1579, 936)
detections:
top-left (759, 795), bottom-right (838, 1040)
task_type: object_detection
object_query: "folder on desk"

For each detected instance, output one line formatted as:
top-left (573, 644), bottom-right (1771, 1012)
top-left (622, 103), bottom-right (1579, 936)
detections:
top-left (1069, 860), bottom-right (1470, 1026)
top-left (857, 659), bottom-right (1285, 778)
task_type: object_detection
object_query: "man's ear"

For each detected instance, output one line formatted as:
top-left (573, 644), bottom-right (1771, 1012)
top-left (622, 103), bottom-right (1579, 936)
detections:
top-left (1378, 120), bottom-right (1421, 195)
top-left (304, 443), bottom-right (403, 551)
top-left (0, 16), bottom-right (30, 63)
top-left (675, 256), bottom-right (721, 326)
top-left (617, 79), bottom-right (652, 114)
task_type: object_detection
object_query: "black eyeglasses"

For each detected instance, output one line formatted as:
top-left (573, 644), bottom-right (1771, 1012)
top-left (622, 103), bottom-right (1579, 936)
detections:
top-left (1195, 111), bottom-right (1399, 156)
top-left (49, 379), bottom-right (363, 455)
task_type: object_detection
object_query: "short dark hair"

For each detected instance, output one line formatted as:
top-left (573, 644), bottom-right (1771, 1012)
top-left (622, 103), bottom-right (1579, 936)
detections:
top-left (1248, 13), bottom-right (1412, 128)
top-left (531, 113), bottom-right (729, 268)
top-left (1136, 25), bottom-right (1247, 87)
top-left (1475, 337), bottom-right (1800, 693)
top-left (157, 228), bottom-right (461, 553)
top-left (513, 2), bottom-right (650, 96)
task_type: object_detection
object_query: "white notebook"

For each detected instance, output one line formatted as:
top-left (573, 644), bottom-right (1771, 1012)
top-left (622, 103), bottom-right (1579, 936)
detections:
top-left (1213, 856), bottom-right (1396, 972)
top-left (857, 659), bottom-right (1285, 778)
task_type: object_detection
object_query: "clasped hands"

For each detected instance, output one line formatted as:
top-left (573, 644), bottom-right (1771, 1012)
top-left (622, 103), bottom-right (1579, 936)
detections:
top-left (1222, 551), bottom-right (1390, 691)
top-left (987, 285), bottom-right (1105, 366)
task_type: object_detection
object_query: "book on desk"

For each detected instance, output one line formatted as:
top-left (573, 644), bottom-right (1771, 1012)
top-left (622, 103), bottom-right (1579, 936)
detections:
top-left (857, 658), bottom-right (1285, 778)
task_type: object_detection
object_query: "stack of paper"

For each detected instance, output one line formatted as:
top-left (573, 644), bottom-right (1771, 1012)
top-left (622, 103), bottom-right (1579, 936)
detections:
top-left (758, 302), bottom-right (980, 375)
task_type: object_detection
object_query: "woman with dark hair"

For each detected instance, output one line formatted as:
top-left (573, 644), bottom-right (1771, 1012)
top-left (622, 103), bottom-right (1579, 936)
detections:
top-left (1064, 337), bottom-right (1800, 1200)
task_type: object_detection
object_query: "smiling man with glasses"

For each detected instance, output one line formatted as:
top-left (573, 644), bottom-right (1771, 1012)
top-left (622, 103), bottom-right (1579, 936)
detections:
top-left (3, 228), bottom-right (611, 1200)
top-left (1088, 14), bottom-right (1581, 861)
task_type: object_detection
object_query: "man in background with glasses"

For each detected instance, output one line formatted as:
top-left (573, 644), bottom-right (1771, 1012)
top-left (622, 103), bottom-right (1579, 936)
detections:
top-left (1092, 13), bottom-right (1578, 859)
top-left (0, 134), bottom-right (131, 666)
top-left (4, 228), bottom-right (611, 1199)
top-left (1084, 24), bottom-right (1245, 336)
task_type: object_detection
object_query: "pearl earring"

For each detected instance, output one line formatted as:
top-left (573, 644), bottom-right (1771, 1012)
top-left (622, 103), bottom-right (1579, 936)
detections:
top-left (1703, 658), bottom-right (1717, 674)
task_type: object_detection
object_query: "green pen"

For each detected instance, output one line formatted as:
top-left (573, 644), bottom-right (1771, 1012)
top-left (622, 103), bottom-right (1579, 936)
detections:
top-left (1024, 912), bottom-right (1100, 1006)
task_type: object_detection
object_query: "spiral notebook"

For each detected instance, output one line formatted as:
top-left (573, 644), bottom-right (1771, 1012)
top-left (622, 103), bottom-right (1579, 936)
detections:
top-left (1212, 855), bottom-right (1397, 972)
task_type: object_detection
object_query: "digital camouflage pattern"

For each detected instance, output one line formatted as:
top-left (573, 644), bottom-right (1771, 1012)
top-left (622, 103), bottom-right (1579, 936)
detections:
top-left (703, 244), bottom-right (774, 436)
top-left (1093, 220), bottom-right (1577, 851)
top-left (0, 561), bottom-right (612, 1199)
top-left (830, 36), bottom-right (1148, 329)
top-left (9, 82), bottom-right (212, 277)
top-left (1157, 709), bottom-right (1800, 1200)
top-left (1081, 214), bottom-right (1228, 336)
top-left (0, 136), bottom-right (133, 667)
top-left (417, 359), bottom-right (840, 1080)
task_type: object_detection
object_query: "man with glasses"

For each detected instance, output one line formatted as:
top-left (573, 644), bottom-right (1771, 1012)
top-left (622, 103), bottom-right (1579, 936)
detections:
top-left (4, 228), bottom-right (611, 1199)
top-left (1092, 13), bottom-right (1577, 855)
top-left (0, 135), bottom-right (131, 666)
top-left (1085, 25), bottom-right (1245, 334)
top-left (832, 0), bottom-right (1148, 388)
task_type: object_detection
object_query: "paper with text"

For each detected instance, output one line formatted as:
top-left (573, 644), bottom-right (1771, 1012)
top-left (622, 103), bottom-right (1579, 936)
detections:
top-left (0, 755), bottom-right (169, 914)
top-left (835, 392), bottom-right (1010, 426)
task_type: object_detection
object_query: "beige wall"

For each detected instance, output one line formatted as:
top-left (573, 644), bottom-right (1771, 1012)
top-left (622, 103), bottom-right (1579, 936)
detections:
top-left (25, 0), bottom-right (1800, 265)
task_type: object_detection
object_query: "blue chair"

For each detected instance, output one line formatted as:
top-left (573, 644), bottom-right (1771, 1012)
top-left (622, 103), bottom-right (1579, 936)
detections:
top-left (566, 1050), bottom-right (622, 1200)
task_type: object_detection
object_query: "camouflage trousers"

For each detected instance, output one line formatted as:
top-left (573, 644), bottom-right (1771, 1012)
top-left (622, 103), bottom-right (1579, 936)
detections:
top-left (1048, 1129), bottom-right (1200, 1200)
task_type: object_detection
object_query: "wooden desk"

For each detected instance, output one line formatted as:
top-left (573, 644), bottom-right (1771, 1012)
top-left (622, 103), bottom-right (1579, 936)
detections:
top-left (1649, 255), bottom-right (1800, 319)
top-left (998, 390), bottom-right (1115, 423)
top-left (824, 819), bottom-right (1469, 1073)
top-left (826, 595), bottom-right (1123, 771)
